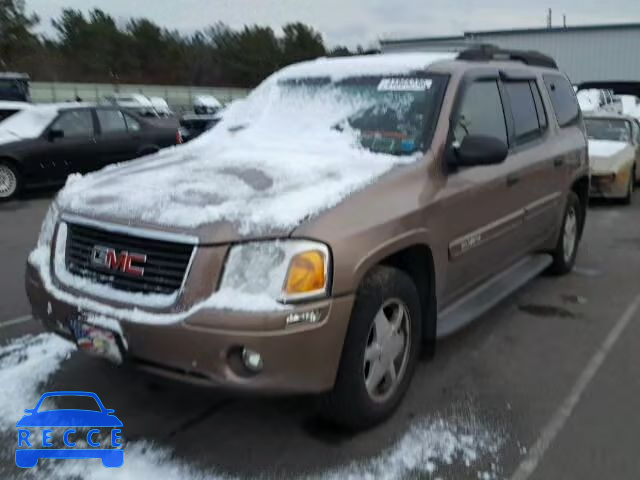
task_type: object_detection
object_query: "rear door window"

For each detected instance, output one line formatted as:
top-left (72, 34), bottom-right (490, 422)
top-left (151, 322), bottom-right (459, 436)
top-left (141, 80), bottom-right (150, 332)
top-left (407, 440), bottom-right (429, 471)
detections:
top-left (504, 81), bottom-right (542, 142)
top-left (543, 74), bottom-right (580, 127)
top-left (97, 109), bottom-right (128, 134)
top-left (453, 80), bottom-right (508, 145)
top-left (123, 113), bottom-right (142, 132)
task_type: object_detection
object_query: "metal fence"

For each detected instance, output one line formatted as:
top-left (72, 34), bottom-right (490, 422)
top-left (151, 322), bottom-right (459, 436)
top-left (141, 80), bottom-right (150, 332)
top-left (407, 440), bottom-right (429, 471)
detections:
top-left (30, 82), bottom-right (249, 111)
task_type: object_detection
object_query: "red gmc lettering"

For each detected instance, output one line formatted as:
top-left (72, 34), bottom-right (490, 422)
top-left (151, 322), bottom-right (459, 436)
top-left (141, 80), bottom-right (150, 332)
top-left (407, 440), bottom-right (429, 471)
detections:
top-left (105, 250), bottom-right (146, 277)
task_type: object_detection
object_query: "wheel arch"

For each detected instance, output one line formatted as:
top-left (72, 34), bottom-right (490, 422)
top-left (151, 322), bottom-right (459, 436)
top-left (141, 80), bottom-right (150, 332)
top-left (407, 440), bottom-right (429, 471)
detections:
top-left (376, 244), bottom-right (438, 356)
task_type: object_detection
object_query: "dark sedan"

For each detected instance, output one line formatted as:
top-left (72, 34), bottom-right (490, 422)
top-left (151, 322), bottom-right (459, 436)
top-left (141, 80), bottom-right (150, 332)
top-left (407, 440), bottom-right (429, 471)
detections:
top-left (0, 104), bottom-right (181, 200)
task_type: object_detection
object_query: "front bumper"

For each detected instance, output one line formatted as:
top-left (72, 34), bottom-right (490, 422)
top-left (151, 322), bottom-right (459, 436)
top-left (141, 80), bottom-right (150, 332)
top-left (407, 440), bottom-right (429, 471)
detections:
top-left (590, 168), bottom-right (632, 199)
top-left (26, 262), bottom-right (355, 394)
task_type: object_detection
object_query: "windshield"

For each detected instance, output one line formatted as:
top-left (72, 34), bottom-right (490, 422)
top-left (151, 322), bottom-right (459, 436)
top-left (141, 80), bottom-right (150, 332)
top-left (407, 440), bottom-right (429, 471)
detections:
top-left (585, 117), bottom-right (632, 142)
top-left (227, 74), bottom-right (446, 157)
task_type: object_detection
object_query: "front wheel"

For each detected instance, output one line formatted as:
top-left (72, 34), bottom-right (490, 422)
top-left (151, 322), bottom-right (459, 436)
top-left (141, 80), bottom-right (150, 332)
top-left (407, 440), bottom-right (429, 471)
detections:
top-left (320, 266), bottom-right (422, 430)
top-left (548, 192), bottom-right (582, 275)
top-left (0, 161), bottom-right (20, 201)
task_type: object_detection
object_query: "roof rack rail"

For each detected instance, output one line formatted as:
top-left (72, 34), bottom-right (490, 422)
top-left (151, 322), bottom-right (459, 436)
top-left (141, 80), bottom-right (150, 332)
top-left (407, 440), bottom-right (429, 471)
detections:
top-left (457, 45), bottom-right (559, 69)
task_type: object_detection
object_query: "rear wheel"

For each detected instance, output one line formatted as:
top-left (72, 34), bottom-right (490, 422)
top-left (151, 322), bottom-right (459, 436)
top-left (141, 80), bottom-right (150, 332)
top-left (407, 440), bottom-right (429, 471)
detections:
top-left (320, 266), bottom-right (422, 430)
top-left (548, 192), bottom-right (581, 275)
top-left (0, 161), bottom-right (20, 201)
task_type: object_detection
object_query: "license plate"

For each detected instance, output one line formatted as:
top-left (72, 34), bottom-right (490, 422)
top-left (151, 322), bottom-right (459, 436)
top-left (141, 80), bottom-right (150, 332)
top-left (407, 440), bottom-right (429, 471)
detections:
top-left (70, 318), bottom-right (124, 365)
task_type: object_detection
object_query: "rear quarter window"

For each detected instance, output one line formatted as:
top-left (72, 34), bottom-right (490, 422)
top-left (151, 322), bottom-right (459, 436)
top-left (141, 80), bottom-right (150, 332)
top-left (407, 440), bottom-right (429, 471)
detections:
top-left (543, 74), bottom-right (580, 127)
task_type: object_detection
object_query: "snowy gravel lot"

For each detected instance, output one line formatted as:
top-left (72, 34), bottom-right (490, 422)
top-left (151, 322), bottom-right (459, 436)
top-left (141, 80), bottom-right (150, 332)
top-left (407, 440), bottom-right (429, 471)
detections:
top-left (1, 191), bottom-right (640, 479)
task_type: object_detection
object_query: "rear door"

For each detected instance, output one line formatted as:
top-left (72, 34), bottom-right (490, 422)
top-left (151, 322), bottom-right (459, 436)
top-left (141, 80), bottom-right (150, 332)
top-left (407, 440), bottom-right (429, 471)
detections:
top-left (500, 74), bottom-right (563, 248)
top-left (439, 71), bottom-right (530, 305)
top-left (95, 108), bottom-right (141, 167)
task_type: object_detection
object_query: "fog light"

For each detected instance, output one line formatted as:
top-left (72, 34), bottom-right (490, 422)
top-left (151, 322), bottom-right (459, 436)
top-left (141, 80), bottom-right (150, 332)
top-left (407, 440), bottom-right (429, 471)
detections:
top-left (286, 310), bottom-right (320, 326)
top-left (241, 348), bottom-right (263, 373)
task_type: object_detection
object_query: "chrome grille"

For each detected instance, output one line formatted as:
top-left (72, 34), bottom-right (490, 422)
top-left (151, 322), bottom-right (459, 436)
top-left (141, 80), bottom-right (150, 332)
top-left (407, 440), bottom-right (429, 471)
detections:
top-left (65, 223), bottom-right (194, 295)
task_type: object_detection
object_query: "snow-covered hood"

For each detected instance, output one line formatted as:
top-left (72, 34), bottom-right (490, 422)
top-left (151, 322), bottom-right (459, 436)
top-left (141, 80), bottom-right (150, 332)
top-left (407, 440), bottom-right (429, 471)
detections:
top-left (56, 53), bottom-right (452, 243)
top-left (0, 105), bottom-right (60, 145)
top-left (588, 139), bottom-right (634, 172)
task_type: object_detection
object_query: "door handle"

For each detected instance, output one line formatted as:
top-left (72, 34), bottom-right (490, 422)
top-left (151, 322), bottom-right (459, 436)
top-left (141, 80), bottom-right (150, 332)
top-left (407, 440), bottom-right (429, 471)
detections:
top-left (553, 157), bottom-right (565, 167)
top-left (506, 174), bottom-right (520, 187)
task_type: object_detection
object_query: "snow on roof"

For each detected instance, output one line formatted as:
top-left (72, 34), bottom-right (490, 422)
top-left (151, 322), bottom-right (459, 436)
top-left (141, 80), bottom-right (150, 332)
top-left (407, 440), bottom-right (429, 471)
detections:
top-left (0, 101), bottom-right (33, 110)
top-left (194, 95), bottom-right (221, 108)
top-left (275, 52), bottom-right (456, 82)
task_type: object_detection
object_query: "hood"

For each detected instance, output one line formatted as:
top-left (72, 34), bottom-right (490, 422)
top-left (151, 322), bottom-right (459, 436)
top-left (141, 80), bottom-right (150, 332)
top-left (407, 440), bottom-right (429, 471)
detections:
top-left (57, 133), bottom-right (417, 243)
top-left (588, 139), bottom-right (633, 172)
top-left (55, 58), bottom-right (447, 243)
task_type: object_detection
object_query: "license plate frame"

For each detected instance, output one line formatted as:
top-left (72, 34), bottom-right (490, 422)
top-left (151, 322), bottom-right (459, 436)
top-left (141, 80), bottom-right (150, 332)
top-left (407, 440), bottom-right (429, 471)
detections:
top-left (69, 316), bottom-right (126, 365)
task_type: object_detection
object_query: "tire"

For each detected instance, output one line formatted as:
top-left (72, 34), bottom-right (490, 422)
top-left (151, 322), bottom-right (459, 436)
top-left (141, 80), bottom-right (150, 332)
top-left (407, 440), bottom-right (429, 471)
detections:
top-left (548, 192), bottom-right (582, 275)
top-left (0, 161), bottom-right (20, 201)
top-left (320, 266), bottom-right (422, 430)
top-left (622, 168), bottom-right (634, 205)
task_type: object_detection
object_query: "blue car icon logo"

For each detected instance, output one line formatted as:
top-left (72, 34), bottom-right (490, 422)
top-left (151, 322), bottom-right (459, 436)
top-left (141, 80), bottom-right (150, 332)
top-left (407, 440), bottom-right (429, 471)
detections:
top-left (16, 391), bottom-right (123, 468)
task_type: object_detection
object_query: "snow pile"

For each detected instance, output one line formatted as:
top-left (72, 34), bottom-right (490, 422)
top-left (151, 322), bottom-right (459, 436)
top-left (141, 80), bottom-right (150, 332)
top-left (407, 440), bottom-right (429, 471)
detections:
top-left (588, 139), bottom-right (628, 158)
top-left (56, 53), bottom-right (453, 236)
top-left (0, 334), bottom-right (75, 431)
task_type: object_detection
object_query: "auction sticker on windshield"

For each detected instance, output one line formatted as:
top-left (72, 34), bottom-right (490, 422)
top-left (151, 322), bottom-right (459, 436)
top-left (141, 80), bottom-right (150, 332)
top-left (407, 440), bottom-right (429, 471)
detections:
top-left (378, 78), bottom-right (433, 91)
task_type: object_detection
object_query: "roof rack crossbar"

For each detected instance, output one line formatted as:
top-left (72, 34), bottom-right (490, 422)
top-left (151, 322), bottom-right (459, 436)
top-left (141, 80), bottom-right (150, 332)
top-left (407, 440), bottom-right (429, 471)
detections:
top-left (457, 45), bottom-right (558, 69)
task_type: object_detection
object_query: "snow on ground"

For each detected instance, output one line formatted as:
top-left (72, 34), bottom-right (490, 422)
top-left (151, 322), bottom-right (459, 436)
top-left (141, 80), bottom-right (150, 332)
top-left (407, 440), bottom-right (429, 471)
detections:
top-left (0, 332), bottom-right (504, 480)
top-left (0, 334), bottom-right (74, 430)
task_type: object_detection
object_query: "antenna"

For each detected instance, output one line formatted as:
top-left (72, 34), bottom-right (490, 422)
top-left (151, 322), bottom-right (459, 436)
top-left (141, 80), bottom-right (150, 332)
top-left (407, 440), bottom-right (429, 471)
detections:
top-left (563, 14), bottom-right (567, 28)
top-left (547, 8), bottom-right (553, 28)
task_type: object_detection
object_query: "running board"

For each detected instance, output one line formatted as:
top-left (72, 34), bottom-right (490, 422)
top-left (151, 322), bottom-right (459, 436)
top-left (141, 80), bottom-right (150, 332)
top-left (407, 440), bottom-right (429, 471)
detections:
top-left (436, 253), bottom-right (553, 338)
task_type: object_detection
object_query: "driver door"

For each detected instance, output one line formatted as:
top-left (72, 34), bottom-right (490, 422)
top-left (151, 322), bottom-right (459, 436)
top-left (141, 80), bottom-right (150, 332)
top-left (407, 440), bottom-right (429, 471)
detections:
top-left (437, 74), bottom-right (528, 306)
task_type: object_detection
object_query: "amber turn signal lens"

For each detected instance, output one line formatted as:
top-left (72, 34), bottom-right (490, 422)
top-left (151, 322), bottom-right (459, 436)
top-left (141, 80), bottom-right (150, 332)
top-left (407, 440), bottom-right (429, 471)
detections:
top-left (284, 250), bottom-right (326, 296)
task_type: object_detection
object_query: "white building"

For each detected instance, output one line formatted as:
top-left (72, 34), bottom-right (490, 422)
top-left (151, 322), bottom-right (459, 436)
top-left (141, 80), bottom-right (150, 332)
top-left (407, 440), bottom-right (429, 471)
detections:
top-left (380, 23), bottom-right (640, 84)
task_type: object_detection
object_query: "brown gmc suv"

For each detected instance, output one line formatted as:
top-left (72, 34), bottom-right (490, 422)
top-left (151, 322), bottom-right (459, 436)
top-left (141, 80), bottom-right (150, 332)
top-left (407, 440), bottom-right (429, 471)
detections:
top-left (26, 47), bottom-right (589, 429)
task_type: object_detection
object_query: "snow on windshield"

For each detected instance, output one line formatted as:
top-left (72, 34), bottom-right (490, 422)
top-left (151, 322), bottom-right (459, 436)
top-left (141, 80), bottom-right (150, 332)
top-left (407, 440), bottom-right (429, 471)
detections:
top-left (0, 105), bottom-right (58, 144)
top-left (57, 54), bottom-right (451, 234)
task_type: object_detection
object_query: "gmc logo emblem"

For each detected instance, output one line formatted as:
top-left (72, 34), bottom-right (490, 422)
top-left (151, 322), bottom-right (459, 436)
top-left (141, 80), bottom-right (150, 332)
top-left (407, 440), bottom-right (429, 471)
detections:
top-left (91, 246), bottom-right (147, 277)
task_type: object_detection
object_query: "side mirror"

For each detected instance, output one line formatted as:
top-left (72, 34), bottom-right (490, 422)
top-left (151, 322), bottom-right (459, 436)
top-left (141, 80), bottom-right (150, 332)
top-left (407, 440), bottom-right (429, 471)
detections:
top-left (48, 129), bottom-right (64, 142)
top-left (453, 135), bottom-right (508, 168)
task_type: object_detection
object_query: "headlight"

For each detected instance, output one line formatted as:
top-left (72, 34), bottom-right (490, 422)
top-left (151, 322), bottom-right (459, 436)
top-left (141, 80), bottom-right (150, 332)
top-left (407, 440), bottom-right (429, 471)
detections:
top-left (37, 203), bottom-right (59, 248)
top-left (220, 240), bottom-right (330, 303)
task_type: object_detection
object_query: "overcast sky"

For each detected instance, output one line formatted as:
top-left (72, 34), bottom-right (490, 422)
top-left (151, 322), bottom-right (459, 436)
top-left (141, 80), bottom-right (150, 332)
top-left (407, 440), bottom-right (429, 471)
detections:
top-left (26, 0), bottom-right (640, 47)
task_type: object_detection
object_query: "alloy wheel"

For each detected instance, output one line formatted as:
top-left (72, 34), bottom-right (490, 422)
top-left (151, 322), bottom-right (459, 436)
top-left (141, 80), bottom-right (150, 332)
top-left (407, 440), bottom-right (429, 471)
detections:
top-left (563, 206), bottom-right (578, 263)
top-left (363, 298), bottom-right (411, 403)
top-left (0, 165), bottom-right (17, 199)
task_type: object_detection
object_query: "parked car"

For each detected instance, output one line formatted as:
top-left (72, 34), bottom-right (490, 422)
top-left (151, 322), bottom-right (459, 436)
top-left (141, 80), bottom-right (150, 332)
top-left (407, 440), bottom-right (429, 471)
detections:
top-left (585, 113), bottom-right (640, 203)
top-left (0, 104), bottom-right (181, 200)
top-left (149, 97), bottom-right (174, 118)
top-left (0, 100), bottom-right (33, 123)
top-left (193, 94), bottom-right (222, 114)
top-left (179, 112), bottom-right (221, 142)
top-left (27, 48), bottom-right (589, 429)
top-left (102, 93), bottom-right (159, 118)
top-left (577, 88), bottom-right (621, 114)
top-left (0, 72), bottom-right (30, 102)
